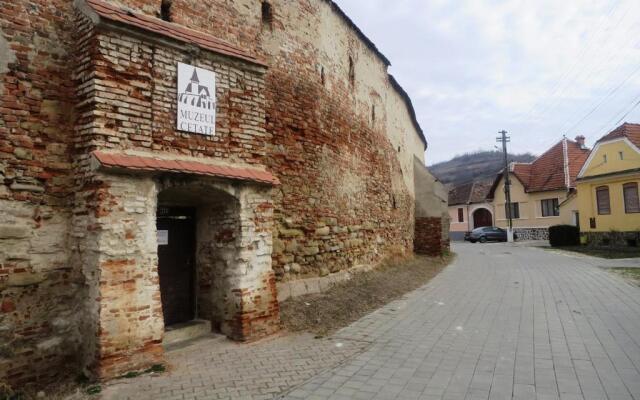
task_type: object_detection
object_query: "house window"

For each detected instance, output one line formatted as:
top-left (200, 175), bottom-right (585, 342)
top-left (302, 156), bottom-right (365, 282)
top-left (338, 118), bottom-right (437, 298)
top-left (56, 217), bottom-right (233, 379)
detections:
top-left (457, 208), bottom-right (464, 223)
top-left (596, 186), bottom-right (610, 215)
top-left (623, 182), bottom-right (640, 213)
top-left (505, 202), bottom-right (520, 219)
top-left (603, 154), bottom-right (608, 163)
top-left (619, 151), bottom-right (624, 160)
top-left (541, 198), bottom-right (559, 217)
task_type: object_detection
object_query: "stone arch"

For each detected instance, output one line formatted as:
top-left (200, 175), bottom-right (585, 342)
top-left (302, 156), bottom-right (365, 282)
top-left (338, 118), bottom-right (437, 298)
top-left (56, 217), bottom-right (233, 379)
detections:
top-left (154, 177), bottom-right (279, 339)
top-left (156, 178), bottom-right (242, 335)
top-left (81, 172), bottom-right (280, 379)
top-left (472, 207), bottom-right (493, 229)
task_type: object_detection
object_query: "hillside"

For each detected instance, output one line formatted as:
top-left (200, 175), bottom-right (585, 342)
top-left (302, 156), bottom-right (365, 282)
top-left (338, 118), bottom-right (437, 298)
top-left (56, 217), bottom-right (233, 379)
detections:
top-left (429, 150), bottom-right (536, 188)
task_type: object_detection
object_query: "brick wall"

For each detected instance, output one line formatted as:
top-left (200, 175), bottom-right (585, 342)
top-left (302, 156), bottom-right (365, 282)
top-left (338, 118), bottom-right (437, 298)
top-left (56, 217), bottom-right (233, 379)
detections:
top-left (414, 217), bottom-right (449, 257)
top-left (0, 0), bottom-right (436, 388)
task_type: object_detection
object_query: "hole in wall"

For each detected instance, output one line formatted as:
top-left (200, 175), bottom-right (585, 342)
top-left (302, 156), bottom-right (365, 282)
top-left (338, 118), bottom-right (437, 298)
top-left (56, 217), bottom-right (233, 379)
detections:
top-left (160, 0), bottom-right (172, 22)
top-left (371, 105), bottom-right (376, 123)
top-left (348, 56), bottom-right (355, 86)
top-left (321, 67), bottom-right (325, 86)
top-left (261, 1), bottom-right (273, 29)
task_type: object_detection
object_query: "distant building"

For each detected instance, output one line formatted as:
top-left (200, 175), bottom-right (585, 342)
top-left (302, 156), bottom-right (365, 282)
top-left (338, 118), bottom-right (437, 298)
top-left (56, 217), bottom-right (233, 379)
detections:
top-left (448, 180), bottom-right (494, 240)
top-left (576, 123), bottom-right (640, 246)
top-left (488, 137), bottom-right (590, 240)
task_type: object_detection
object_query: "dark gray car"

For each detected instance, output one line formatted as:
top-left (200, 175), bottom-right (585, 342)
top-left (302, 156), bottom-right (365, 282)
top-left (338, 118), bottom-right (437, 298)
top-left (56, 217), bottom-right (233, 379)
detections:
top-left (464, 227), bottom-right (509, 243)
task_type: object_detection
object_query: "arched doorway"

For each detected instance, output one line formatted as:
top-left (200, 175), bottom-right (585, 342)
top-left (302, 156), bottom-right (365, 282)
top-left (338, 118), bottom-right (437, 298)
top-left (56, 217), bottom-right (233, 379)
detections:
top-left (473, 208), bottom-right (493, 229)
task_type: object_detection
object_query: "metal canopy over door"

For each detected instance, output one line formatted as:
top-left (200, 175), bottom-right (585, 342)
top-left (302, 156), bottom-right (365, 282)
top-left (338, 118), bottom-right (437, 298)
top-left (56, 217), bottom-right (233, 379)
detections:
top-left (157, 207), bottom-right (196, 327)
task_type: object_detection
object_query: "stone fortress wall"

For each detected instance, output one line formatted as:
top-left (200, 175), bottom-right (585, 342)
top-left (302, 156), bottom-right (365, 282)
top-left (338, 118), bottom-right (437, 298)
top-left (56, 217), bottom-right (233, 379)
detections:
top-left (0, 0), bottom-right (446, 387)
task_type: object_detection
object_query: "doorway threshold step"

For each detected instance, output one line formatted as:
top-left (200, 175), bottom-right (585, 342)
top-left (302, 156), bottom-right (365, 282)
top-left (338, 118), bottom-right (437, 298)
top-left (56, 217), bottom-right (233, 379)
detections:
top-left (164, 319), bottom-right (212, 347)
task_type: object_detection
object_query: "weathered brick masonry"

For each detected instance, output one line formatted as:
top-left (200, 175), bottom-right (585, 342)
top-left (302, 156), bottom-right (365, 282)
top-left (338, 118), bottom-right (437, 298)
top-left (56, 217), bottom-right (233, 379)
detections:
top-left (0, 0), bottom-right (447, 388)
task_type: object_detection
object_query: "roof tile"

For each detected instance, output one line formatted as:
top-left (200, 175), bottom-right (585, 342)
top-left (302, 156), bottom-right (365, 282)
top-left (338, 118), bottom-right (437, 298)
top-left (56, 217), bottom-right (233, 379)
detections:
top-left (511, 138), bottom-right (589, 192)
top-left (82, 0), bottom-right (266, 67)
top-left (92, 151), bottom-right (279, 185)
top-left (597, 122), bottom-right (640, 148)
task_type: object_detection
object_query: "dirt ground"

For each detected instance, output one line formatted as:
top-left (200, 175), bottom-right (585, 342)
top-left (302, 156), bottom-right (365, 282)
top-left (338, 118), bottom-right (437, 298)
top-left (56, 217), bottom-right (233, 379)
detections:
top-left (609, 267), bottom-right (640, 286)
top-left (280, 253), bottom-right (453, 337)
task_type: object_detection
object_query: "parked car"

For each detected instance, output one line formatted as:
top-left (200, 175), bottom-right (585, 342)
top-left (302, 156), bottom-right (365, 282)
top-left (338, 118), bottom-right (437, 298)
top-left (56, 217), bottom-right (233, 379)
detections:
top-left (464, 226), bottom-right (512, 243)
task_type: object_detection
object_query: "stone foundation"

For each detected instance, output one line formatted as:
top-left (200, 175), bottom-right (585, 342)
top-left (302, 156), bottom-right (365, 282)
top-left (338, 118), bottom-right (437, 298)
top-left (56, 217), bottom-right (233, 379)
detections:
top-left (581, 231), bottom-right (640, 248)
top-left (514, 227), bottom-right (549, 241)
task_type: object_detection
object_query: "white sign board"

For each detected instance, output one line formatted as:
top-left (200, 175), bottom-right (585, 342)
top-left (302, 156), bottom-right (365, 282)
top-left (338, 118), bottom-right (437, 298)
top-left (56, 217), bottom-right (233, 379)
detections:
top-left (177, 62), bottom-right (216, 135)
top-left (157, 230), bottom-right (169, 246)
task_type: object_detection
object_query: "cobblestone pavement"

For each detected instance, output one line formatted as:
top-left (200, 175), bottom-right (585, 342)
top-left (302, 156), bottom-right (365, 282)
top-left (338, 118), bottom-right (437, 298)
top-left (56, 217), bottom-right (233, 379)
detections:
top-left (96, 333), bottom-right (368, 400)
top-left (95, 243), bottom-right (640, 400)
top-left (281, 243), bottom-right (640, 400)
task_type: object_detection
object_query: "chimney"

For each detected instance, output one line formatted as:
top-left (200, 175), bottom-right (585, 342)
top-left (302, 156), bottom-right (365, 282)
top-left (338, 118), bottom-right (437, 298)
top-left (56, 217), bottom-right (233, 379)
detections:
top-left (575, 135), bottom-right (586, 149)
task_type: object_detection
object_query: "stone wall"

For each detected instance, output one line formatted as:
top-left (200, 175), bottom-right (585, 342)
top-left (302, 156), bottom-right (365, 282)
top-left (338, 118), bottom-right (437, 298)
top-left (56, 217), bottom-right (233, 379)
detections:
top-left (414, 217), bottom-right (449, 257)
top-left (0, 0), bottom-right (441, 388)
top-left (109, 0), bottom-right (427, 279)
top-left (1, 0), bottom-right (79, 387)
top-left (514, 227), bottom-right (549, 241)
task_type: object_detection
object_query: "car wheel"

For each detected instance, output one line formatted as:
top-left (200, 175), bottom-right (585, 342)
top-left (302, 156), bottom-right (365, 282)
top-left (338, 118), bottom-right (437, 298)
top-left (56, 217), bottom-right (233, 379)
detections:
top-left (479, 236), bottom-right (487, 243)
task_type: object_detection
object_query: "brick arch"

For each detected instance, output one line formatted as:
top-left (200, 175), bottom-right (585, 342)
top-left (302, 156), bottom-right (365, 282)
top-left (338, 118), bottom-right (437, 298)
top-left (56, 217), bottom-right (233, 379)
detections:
top-left (472, 208), bottom-right (493, 229)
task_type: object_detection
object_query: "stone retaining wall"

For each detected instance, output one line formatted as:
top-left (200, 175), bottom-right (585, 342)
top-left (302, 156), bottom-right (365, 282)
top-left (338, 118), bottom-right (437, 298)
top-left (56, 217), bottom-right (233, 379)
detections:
top-left (514, 227), bottom-right (549, 241)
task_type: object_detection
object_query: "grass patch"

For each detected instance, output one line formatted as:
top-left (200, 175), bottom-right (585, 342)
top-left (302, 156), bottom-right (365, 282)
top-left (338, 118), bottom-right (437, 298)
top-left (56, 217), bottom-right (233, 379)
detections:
top-left (549, 246), bottom-right (640, 259)
top-left (609, 268), bottom-right (640, 286)
top-left (280, 254), bottom-right (453, 337)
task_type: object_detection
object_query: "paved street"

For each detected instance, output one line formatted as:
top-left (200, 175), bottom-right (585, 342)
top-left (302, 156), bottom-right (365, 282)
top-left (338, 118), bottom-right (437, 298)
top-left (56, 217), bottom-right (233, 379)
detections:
top-left (282, 243), bottom-right (640, 400)
top-left (95, 243), bottom-right (640, 400)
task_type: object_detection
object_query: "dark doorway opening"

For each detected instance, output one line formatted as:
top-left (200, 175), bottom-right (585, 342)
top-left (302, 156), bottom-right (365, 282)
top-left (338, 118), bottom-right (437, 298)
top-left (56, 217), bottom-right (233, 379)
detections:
top-left (157, 206), bottom-right (196, 327)
top-left (473, 208), bottom-right (493, 229)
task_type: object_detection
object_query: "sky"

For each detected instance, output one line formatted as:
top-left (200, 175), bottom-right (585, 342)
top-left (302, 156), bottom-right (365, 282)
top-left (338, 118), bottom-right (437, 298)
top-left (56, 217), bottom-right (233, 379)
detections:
top-left (335, 0), bottom-right (640, 165)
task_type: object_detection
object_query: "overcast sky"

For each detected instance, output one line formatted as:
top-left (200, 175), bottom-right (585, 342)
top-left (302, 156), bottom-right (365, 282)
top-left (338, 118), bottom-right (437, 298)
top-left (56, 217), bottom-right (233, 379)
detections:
top-left (335, 0), bottom-right (640, 165)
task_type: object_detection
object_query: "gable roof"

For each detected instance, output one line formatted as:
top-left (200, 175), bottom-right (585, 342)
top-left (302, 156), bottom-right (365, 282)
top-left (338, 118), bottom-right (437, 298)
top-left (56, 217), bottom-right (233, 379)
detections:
top-left (489, 137), bottom-right (590, 195)
top-left (448, 180), bottom-right (492, 206)
top-left (577, 122), bottom-right (640, 179)
top-left (596, 122), bottom-right (640, 148)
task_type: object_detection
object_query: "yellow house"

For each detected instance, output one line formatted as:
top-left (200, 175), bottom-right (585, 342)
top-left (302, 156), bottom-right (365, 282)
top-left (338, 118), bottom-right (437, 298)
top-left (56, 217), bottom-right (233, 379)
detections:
top-left (489, 137), bottom-right (590, 240)
top-left (576, 123), bottom-right (640, 246)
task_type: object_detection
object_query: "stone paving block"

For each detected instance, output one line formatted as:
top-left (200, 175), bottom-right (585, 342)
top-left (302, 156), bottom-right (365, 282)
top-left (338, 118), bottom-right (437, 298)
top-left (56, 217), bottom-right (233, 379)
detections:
top-left (93, 244), bottom-right (640, 400)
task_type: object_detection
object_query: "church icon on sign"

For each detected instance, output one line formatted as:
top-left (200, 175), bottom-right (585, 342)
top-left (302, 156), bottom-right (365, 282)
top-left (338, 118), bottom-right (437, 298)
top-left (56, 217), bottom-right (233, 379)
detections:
top-left (179, 68), bottom-right (215, 110)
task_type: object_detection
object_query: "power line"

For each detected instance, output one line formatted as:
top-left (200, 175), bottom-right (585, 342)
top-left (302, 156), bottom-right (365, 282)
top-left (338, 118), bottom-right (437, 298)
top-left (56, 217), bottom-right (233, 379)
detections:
top-left (523, 0), bottom-right (624, 122)
top-left (532, 0), bottom-right (635, 123)
top-left (560, 59), bottom-right (640, 135)
top-left (593, 91), bottom-right (640, 137)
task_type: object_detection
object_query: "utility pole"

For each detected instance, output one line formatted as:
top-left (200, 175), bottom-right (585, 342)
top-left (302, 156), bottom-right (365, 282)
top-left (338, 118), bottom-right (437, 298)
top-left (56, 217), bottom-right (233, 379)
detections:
top-left (497, 130), bottom-right (514, 242)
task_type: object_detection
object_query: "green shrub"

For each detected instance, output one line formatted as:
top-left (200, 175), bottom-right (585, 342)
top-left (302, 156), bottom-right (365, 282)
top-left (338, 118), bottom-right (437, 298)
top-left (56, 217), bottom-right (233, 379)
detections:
top-left (549, 225), bottom-right (580, 247)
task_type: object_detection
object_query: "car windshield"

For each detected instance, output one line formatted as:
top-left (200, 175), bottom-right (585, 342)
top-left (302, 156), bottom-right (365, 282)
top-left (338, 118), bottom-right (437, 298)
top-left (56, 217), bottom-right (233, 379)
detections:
top-left (472, 227), bottom-right (487, 233)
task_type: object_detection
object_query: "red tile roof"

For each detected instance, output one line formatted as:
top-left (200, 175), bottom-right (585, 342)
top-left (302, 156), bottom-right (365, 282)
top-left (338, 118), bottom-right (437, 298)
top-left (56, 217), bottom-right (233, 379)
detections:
top-left (596, 122), bottom-right (640, 148)
top-left (81, 0), bottom-right (267, 67)
top-left (448, 180), bottom-right (493, 205)
top-left (490, 138), bottom-right (590, 195)
top-left (92, 151), bottom-right (280, 185)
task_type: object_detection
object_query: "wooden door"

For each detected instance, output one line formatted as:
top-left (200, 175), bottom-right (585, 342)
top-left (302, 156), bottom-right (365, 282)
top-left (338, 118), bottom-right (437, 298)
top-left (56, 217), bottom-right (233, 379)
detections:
top-left (157, 207), bottom-right (196, 326)
top-left (473, 208), bottom-right (493, 229)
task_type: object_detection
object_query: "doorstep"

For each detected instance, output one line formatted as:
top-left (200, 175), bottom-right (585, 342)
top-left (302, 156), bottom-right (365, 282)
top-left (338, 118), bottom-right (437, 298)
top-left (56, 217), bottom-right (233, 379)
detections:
top-left (163, 319), bottom-right (213, 348)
